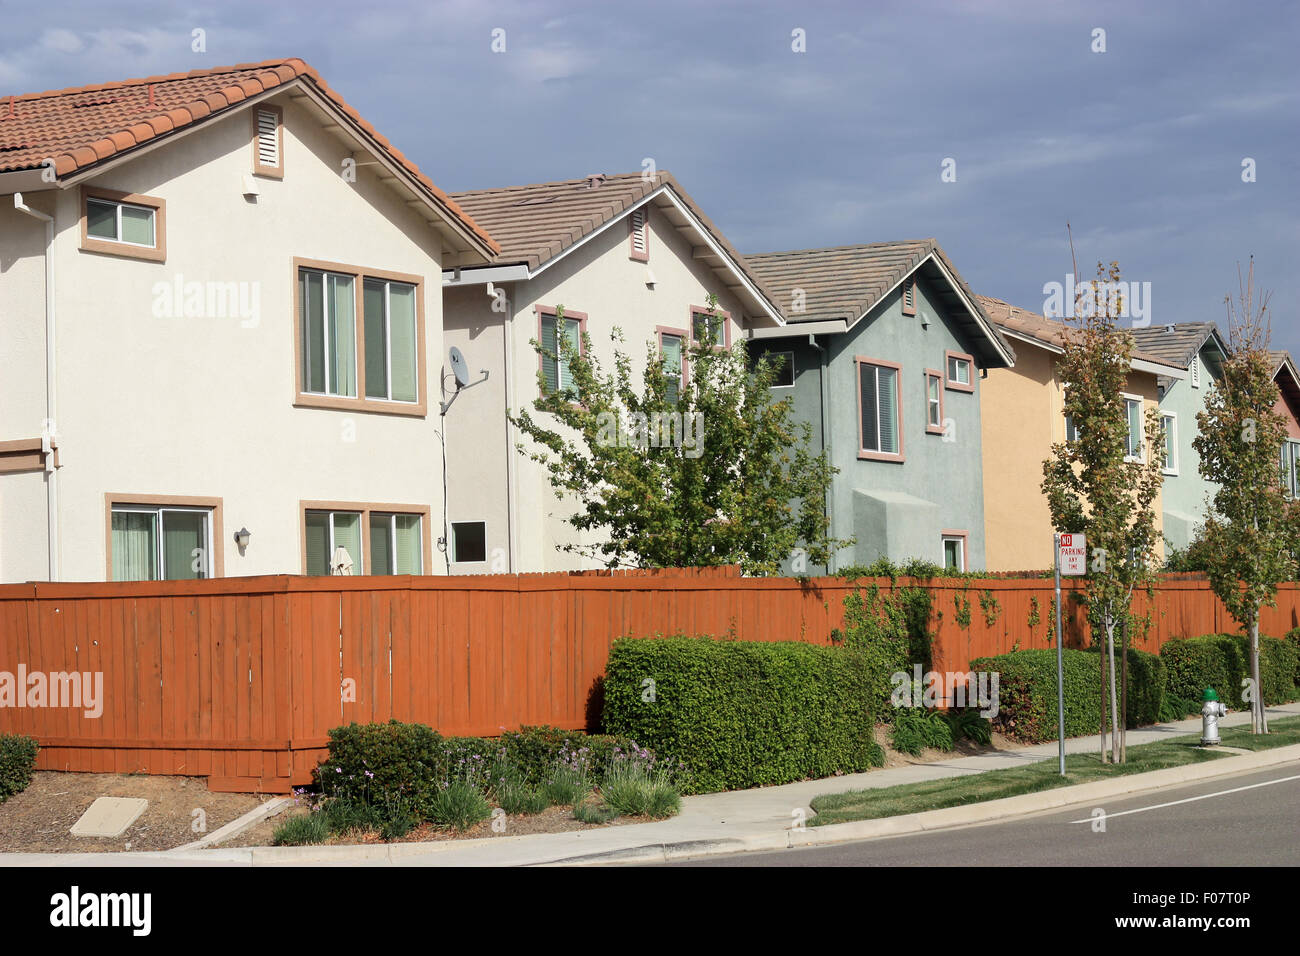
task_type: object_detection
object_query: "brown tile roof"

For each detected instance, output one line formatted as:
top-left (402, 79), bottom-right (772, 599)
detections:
top-left (744, 240), bottom-right (1014, 365)
top-left (1131, 322), bottom-right (1227, 369)
top-left (976, 294), bottom-right (1182, 370)
top-left (0, 57), bottom-right (498, 255)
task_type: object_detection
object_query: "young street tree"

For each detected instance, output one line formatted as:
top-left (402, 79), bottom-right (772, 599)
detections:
top-left (1042, 261), bottom-right (1164, 764)
top-left (510, 298), bottom-right (849, 574)
top-left (1193, 260), bottom-right (1294, 734)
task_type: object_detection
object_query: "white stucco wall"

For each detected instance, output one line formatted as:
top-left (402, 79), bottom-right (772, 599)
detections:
top-left (0, 92), bottom-right (456, 582)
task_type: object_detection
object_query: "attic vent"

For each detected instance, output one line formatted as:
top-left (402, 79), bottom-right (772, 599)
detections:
top-left (252, 105), bottom-right (283, 177)
top-left (1191, 361), bottom-right (1200, 389)
top-left (72, 97), bottom-right (117, 108)
top-left (901, 277), bottom-right (917, 316)
top-left (581, 173), bottom-right (605, 189)
top-left (629, 206), bottom-right (649, 262)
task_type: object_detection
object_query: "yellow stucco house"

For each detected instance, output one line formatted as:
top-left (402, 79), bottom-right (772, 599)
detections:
top-left (976, 295), bottom-right (1186, 572)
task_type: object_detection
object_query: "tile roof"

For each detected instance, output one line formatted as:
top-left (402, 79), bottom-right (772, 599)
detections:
top-left (1131, 322), bottom-right (1227, 369)
top-left (0, 57), bottom-right (498, 255)
top-left (745, 240), bottom-right (1014, 364)
top-left (976, 294), bottom-right (1181, 370)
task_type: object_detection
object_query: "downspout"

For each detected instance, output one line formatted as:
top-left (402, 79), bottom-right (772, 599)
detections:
top-left (503, 284), bottom-right (518, 572)
top-left (14, 192), bottom-right (59, 581)
top-left (809, 333), bottom-right (834, 573)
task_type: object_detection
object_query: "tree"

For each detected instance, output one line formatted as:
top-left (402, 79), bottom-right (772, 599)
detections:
top-left (510, 297), bottom-right (850, 573)
top-left (1193, 260), bottom-right (1295, 734)
top-left (1042, 261), bottom-right (1164, 763)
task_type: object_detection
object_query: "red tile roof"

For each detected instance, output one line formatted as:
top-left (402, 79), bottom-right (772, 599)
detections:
top-left (0, 57), bottom-right (499, 255)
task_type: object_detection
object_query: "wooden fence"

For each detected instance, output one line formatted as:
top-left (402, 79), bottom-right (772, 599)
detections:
top-left (2, 569), bottom-right (1297, 793)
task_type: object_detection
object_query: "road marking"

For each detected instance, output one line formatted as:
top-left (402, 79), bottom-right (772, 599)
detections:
top-left (1068, 772), bottom-right (1300, 823)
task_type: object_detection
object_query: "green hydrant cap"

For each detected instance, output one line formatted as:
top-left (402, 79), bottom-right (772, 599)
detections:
top-left (1203, 688), bottom-right (1219, 702)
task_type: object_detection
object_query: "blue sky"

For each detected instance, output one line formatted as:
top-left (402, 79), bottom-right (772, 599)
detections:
top-left (4, 0), bottom-right (1297, 353)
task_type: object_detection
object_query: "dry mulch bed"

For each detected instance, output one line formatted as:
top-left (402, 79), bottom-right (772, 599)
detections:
top-left (0, 771), bottom-right (271, 853)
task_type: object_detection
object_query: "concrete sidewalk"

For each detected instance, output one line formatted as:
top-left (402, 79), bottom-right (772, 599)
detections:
top-left (3, 703), bottom-right (1298, 867)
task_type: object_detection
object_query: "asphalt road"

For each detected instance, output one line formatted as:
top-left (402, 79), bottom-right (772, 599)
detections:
top-left (659, 762), bottom-right (1300, 866)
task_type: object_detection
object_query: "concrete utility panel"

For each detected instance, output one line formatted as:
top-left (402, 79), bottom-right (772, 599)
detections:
top-left (70, 797), bottom-right (148, 838)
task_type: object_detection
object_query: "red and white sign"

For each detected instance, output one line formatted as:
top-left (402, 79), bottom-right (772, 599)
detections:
top-left (1059, 533), bottom-right (1087, 576)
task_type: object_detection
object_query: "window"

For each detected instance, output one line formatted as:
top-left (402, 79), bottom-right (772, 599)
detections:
top-left (690, 306), bottom-right (731, 349)
top-left (942, 533), bottom-right (967, 572)
top-left (925, 369), bottom-right (944, 433)
top-left (1064, 412), bottom-right (1078, 444)
top-left (294, 258), bottom-right (426, 415)
top-left (252, 105), bottom-right (283, 178)
top-left (107, 497), bottom-right (220, 581)
top-left (1281, 440), bottom-right (1300, 499)
top-left (451, 521), bottom-right (487, 564)
top-left (538, 306), bottom-right (586, 398)
top-left (856, 357), bottom-right (902, 460)
top-left (303, 502), bottom-right (428, 575)
top-left (1123, 395), bottom-right (1144, 462)
top-left (945, 350), bottom-right (974, 392)
top-left (901, 277), bottom-right (917, 317)
top-left (629, 207), bottom-right (649, 262)
top-left (759, 350), bottom-right (795, 389)
top-left (1160, 412), bottom-right (1178, 475)
top-left (80, 187), bottom-right (166, 262)
top-left (363, 278), bottom-right (419, 403)
top-left (658, 328), bottom-right (686, 403)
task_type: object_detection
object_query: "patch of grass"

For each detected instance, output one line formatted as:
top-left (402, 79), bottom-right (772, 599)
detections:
top-left (808, 717), bottom-right (1300, 827)
top-left (427, 781), bottom-right (493, 832)
top-left (600, 760), bottom-right (681, 819)
top-left (271, 812), bottom-right (330, 846)
top-left (542, 764), bottom-right (591, 807)
top-left (496, 780), bottom-right (550, 815)
top-left (573, 800), bottom-right (618, 824)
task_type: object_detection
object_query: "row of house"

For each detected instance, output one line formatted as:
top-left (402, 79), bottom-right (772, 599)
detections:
top-left (1, 58), bottom-right (1295, 583)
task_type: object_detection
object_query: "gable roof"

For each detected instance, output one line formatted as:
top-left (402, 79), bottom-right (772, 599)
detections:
top-left (0, 57), bottom-right (499, 259)
top-left (976, 294), bottom-right (1186, 377)
top-left (744, 240), bottom-right (1015, 367)
top-left (1131, 322), bottom-right (1229, 371)
top-left (449, 171), bottom-right (785, 325)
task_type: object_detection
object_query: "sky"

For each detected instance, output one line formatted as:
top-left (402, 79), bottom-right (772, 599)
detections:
top-left (3, 0), bottom-right (1297, 353)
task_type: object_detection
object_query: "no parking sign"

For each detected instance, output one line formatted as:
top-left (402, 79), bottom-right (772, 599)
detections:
top-left (1058, 533), bottom-right (1087, 576)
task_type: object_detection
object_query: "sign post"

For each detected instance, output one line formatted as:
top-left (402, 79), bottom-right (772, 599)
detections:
top-left (1055, 532), bottom-right (1086, 776)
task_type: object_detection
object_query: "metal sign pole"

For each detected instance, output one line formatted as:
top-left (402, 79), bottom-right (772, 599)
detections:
top-left (1055, 533), bottom-right (1066, 776)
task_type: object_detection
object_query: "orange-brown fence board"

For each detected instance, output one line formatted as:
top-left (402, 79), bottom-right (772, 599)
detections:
top-left (3, 570), bottom-right (1297, 793)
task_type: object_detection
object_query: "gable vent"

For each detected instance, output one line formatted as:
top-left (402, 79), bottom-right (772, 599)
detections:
top-left (256, 108), bottom-right (280, 167)
top-left (901, 277), bottom-right (917, 316)
top-left (629, 206), bottom-right (649, 261)
top-left (1191, 361), bottom-right (1200, 389)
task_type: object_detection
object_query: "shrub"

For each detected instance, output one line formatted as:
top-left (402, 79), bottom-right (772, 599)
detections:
top-left (574, 800), bottom-right (617, 824)
top-left (945, 708), bottom-right (993, 745)
top-left (428, 781), bottom-right (492, 831)
top-left (314, 720), bottom-right (447, 815)
top-left (542, 763), bottom-right (591, 807)
top-left (599, 757), bottom-right (680, 819)
top-left (970, 647), bottom-right (1166, 743)
top-left (0, 734), bottom-right (38, 802)
top-left (1159, 694), bottom-right (1198, 722)
top-left (1161, 634), bottom-right (1299, 709)
top-left (496, 780), bottom-right (550, 815)
top-left (272, 813), bottom-right (330, 846)
top-left (890, 705), bottom-right (954, 756)
top-left (602, 635), bottom-right (885, 793)
top-left (837, 584), bottom-right (911, 713)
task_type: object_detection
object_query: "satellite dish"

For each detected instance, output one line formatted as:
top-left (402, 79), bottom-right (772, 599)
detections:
top-left (449, 346), bottom-right (470, 388)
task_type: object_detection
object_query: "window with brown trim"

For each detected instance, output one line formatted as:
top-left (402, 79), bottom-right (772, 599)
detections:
top-left (301, 501), bottom-right (432, 575)
top-left (689, 305), bottom-right (731, 349)
top-left (537, 305), bottom-right (588, 398)
top-left (80, 186), bottom-right (166, 263)
top-left (945, 350), bottom-right (975, 392)
top-left (105, 494), bottom-right (223, 581)
top-left (629, 206), bottom-right (650, 262)
top-left (293, 257), bottom-right (427, 416)
top-left (252, 104), bottom-right (284, 178)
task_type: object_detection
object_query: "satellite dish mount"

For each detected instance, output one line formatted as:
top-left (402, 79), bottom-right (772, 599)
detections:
top-left (440, 346), bottom-right (488, 415)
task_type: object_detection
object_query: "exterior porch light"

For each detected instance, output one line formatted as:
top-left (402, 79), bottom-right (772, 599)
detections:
top-left (234, 527), bottom-right (251, 550)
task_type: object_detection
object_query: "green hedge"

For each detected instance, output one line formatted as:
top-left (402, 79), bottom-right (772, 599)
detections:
top-left (969, 648), bottom-right (1166, 743)
top-left (313, 722), bottom-right (643, 818)
top-left (0, 734), bottom-right (38, 802)
top-left (601, 635), bottom-right (885, 794)
top-left (1161, 634), bottom-right (1300, 709)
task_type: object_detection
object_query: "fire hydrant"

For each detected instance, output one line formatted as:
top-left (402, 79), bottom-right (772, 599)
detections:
top-left (1201, 688), bottom-right (1227, 746)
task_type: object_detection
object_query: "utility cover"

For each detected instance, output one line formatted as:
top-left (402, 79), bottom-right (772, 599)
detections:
top-left (70, 797), bottom-right (148, 838)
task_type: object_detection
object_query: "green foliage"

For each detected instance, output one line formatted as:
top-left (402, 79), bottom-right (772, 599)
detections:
top-left (1159, 694), bottom-right (1198, 722)
top-left (271, 813), bottom-right (330, 846)
top-left (945, 708), bottom-right (994, 745)
top-left (599, 757), bottom-right (681, 819)
top-left (428, 781), bottom-right (493, 831)
top-left (971, 648), bottom-right (1166, 743)
top-left (601, 635), bottom-right (885, 793)
top-left (541, 763), bottom-right (591, 807)
top-left (495, 781), bottom-right (550, 816)
top-left (838, 584), bottom-right (911, 708)
top-left (509, 297), bottom-right (850, 574)
top-left (0, 734), bottom-right (38, 802)
top-left (979, 589), bottom-right (1002, 627)
top-left (1028, 596), bottom-right (1041, 633)
top-left (890, 705), bottom-right (954, 755)
top-left (573, 800), bottom-right (618, 824)
top-left (836, 558), bottom-right (995, 581)
top-left (1161, 634), bottom-right (1300, 709)
top-left (954, 592), bottom-right (972, 629)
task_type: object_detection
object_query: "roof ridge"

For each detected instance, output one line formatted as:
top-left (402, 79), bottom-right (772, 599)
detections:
top-left (450, 171), bottom-right (659, 196)
top-left (3, 58), bottom-right (299, 103)
top-left (746, 238), bottom-right (934, 259)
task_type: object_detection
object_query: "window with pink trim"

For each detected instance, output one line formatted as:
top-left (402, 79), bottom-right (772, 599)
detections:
top-left (856, 357), bottom-right (903, 461)
top-left (925, 369), bottom-right (944, 433)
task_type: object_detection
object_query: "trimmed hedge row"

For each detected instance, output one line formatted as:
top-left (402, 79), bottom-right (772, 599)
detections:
top-left (1161, 634), bottom-right (1300, 709)
top-left (969, 648), bottom-right (1166, 743)
top-left (0, 734), bottom-right (38, 802)
top-left (314, 722), bottom-right (643, 816)
top-left (601, 635), bottom-right (885, 794)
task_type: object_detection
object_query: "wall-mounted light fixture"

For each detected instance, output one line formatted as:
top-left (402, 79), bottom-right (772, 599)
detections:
top-left (234, 527), bottom-right (251, 552)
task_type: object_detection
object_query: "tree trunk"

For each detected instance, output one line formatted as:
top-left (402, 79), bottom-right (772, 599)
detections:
top-left (1251, 617), bottom-right (1268, 734)
top-left (1106, 617), bottom-right (1120, 763)
top-left (1120, 618), bottom-right (1129, 763)
top-left (1099, 629), bottom-right (1108, 762)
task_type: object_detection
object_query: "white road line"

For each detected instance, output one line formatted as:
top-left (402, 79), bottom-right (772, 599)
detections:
top-left (1068, 772), bottom-right (1300, 823)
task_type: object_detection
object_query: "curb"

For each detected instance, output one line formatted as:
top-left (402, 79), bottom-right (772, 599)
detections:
top-left (550, 742), bottom-right (1300, 866)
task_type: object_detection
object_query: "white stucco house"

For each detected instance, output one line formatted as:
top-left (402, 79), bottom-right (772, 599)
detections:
top-left (0, 58), bottom-right (500, 582)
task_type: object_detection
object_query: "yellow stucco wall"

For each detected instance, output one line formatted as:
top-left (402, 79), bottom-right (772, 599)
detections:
top-left (981, 339), bottom-right (1164, 572)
